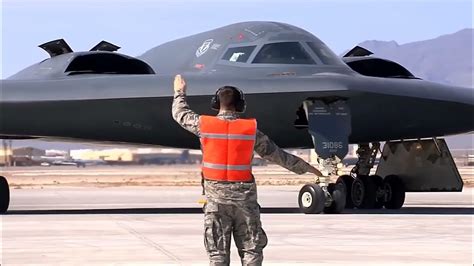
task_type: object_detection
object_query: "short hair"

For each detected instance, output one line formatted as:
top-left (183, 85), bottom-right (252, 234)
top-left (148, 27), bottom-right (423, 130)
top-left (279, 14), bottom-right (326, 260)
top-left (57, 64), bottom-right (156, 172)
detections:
top-left (217, 86), bottom-right (239, 109)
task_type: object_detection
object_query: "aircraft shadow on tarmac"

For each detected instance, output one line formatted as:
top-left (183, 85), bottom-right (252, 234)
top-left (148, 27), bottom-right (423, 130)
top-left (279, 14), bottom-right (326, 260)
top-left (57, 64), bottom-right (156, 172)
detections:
top-left (5, 207), bottom-right (473, 215)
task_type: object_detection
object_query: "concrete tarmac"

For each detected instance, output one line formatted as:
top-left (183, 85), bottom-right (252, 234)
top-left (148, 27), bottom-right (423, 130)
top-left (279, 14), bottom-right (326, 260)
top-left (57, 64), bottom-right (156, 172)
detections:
top-left (1, 186), bottom-right (473, 265)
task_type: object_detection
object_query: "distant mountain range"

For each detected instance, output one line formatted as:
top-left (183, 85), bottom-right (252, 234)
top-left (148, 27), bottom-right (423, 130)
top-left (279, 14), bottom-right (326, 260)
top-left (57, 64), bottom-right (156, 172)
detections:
top-left (9, 29), bottom-right (473, 150)
top-left (358, 28), bottom-right (473, 87)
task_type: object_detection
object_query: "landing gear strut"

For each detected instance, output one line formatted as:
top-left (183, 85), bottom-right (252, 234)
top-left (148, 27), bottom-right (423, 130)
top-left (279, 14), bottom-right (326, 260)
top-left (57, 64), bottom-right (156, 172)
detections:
top-left (0, 176), bottom-right (10, 214)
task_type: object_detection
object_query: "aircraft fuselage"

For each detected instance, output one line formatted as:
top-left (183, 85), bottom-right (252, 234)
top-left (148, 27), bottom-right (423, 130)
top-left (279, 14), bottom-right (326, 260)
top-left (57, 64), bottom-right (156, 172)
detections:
top-left (1, 73), bottom-right (472, 148)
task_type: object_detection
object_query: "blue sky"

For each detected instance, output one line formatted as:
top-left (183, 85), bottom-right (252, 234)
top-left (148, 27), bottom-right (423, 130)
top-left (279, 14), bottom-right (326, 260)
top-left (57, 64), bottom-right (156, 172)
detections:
top-left (1, 0), bottom-right (472, 78)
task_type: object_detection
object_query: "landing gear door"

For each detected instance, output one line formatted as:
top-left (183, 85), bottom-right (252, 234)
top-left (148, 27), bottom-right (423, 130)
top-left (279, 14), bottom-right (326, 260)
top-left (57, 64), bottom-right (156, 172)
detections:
top-left (376, 139), bottom-right (463, 192)
top-left (304, 100), bottom-right (351, 160)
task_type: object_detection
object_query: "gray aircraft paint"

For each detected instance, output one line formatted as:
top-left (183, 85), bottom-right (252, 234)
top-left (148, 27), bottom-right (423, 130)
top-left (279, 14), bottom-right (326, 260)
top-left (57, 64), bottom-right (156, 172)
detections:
top-left (0, 21), bottom-right (473, 149)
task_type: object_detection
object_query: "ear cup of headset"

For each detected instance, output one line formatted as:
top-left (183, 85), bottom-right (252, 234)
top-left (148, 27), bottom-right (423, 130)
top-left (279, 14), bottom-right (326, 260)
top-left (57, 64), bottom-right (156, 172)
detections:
top-left (235, 95), bottom-right (246, 113)
top-left (211, 94), bottom-right (220, 111)
top-left (235, 102), bottom-right (245, 113)
top-left (234, 88), bottom-right (246, 113)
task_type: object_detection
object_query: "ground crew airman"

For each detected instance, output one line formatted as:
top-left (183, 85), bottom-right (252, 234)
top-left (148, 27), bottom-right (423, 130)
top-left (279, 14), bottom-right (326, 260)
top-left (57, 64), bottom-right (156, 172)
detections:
top-left (171, 75), bottom-right (322, 266)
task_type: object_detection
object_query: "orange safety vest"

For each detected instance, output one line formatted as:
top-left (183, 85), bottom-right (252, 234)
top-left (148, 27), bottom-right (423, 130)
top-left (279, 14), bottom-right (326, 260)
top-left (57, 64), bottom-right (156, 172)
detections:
top-left (200, 115), bottom-right (257, 182)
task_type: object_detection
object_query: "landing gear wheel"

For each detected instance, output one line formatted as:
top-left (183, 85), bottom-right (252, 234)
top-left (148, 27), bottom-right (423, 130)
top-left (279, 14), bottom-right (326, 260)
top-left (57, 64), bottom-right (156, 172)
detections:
top-left (371, 175), bottom-right (385, 209)
top-left (298, 184), bottom-right (326, 214)
top-left (337, 175), bottom-right (354, 209)
top-left (0, 176), bottom-right (10, 214)
top-left (383, 175), bottom-right (406, 209)
top-left (351, 175), bottom-right (377, 209)
top-left (324, 182), bottom-right (346, 214)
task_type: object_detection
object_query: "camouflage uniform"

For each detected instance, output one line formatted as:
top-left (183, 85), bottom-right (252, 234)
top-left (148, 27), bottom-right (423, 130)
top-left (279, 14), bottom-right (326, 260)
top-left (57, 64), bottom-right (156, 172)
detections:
top-left (172, 92), bottom-right (314, 266)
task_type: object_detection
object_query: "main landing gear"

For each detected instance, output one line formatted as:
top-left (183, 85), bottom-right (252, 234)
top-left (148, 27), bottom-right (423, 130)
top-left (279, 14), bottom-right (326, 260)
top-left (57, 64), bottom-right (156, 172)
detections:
top-left (345, 143), bottom-right (406, 209)
top-left (0, 176), bottom-right (10, 214)
top-left (296, 98), bottom-right (462, 214)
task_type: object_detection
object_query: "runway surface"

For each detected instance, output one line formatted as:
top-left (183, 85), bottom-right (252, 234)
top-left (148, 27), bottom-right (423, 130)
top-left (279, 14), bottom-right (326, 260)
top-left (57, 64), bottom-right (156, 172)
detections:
top-left (1, 186), bottom-right (472, 265)
top-left (4, 165), bottom-right (473, 186)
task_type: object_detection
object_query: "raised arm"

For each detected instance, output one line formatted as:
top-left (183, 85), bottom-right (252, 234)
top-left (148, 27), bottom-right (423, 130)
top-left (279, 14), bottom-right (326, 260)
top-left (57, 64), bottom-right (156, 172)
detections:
top-left (171, 75), bottom-right (200, 136)
top-left (254, 130), bottom-right (322, 176)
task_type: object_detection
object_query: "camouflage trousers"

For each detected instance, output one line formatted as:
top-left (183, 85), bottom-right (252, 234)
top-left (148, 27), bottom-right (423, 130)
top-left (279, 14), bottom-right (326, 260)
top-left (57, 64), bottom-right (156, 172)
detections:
top-left (203, 180), bottom-right (268, 266)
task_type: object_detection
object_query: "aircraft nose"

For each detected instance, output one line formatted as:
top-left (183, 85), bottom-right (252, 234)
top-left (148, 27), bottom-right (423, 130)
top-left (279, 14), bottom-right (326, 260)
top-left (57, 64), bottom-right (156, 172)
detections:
top-left (451, 85), bottom-right (474, 105)
top-left (454, 88), bottom-right (474, 134)
top-left (420, 84), bottom-right (474, 136)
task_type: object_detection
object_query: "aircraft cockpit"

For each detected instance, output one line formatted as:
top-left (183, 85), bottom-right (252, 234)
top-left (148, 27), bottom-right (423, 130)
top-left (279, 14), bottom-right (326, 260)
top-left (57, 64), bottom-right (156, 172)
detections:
top-left (218, 40), bottom-right (346, 67)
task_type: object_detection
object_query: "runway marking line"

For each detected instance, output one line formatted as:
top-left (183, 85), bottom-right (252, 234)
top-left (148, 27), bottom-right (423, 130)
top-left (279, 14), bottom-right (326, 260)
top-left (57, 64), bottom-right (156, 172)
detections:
top-left (115, 220), bottom-right (181, 263)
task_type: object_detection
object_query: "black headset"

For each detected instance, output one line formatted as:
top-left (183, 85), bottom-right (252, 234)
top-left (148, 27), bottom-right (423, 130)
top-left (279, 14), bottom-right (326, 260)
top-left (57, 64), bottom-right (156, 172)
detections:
top-left (211, 86), bottom-right (246, 113)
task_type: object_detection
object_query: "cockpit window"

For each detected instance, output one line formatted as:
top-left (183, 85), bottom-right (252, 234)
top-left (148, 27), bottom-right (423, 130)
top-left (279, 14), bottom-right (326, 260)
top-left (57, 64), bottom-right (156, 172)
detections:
top-left (222, 46), bottom-right (256, 63)
top-left (306, 42), bottom-right (345, 65)
top-left (252, 42), bottom-right (315, 64)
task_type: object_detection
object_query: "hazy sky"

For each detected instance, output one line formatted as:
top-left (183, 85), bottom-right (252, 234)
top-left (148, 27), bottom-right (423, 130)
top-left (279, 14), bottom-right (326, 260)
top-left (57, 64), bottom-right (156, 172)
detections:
top-left (1, 0), bottom-right (472, 78)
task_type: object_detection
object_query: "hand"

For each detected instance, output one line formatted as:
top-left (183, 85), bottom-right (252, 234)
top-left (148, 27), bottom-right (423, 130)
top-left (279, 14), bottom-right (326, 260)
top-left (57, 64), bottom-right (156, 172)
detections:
top-left (307, 166), bottom-right (323, 177)
top-left (174, 74), bottom-right (186, 94)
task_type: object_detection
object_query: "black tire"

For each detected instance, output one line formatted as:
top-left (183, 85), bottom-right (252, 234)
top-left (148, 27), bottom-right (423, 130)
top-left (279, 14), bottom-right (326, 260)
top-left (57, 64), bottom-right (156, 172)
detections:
top-left (371, 175), bottom-right (385, 209)
top-left (0, 176), bottom-right (10, 214)
top-left (337, 175), bottom-right (354, 209)
top-left (351, 175), bottom-right (377, 209)
top-left (298, 183), bottom-right (326, 214)
top-left (324, 182), bottom-right (346, 214)
top-left (383, 175), bottom-right (406, 209)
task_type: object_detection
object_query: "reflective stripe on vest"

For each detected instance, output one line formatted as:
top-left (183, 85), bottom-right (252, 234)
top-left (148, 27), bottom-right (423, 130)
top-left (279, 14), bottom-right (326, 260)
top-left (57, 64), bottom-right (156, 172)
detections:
top-left (201, 133), bottom-right (256, 141)
top-left (202, 162), bottom-right (252, 171)
top-left (200, 115), bottom-right (257, 182)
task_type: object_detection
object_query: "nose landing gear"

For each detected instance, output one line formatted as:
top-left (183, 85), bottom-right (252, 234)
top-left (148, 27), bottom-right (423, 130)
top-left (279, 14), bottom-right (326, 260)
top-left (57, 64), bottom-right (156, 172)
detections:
top-left (298, 177), bottom-right (347, 214)
top-left (297, 99), bottom-right (351, 214)
top-left (298, 183), bottom-right (326, 214)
